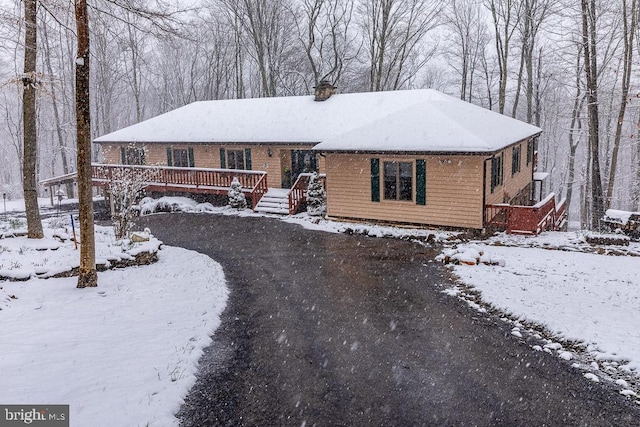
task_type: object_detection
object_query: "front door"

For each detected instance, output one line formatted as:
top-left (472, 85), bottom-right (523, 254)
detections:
top-left (284, 150), bottom-right (318, 188)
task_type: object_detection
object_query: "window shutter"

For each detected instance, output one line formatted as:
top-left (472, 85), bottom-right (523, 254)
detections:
top-left (220, 148), bottom-right (226, 168)
top-left (188, 147), bottom-right (195, 167)
top-left (371, 158), bottom-right (380, 202)
top-left (120, 147), bottom-right (126, 164)
top-left (141, 149), bottom-right (146, 165)
top-left (166, 148), bottom-right (173, 166)
top-left (416, 159), bottom-right (426, 206)
top-left (490, 156), bottom-right (497, 193)
top-left (244, 148), bottom-right (252, 170)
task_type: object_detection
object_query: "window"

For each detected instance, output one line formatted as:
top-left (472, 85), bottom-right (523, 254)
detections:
top-left (384, 161), bottom-right (413, 201)
top-left (167, 147), bottom-right (195, 167)
top-left (220, 148), bottom-right (252, 170)
top-left (526, 139), bottom-right (534, 165)
top-left (511, 145), bottom-right (521, 176)
top-left (121, 146), bottom-right (145, 165)
top-left (173, 149), bottom-right (188, 167)
top-left (491, 153), bottom-right (504, 193)
top-left (227, 150), bottom-right (245, 170)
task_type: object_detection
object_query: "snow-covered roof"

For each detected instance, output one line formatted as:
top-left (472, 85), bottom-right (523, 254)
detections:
top-left (94, 89), bottom-right (541, 153)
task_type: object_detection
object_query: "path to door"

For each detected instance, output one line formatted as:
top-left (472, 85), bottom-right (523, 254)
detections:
top-left (140, 214), bottom-right (639, 426)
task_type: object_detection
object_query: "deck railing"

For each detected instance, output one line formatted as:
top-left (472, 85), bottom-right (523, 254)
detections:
top-left (288, 173), bottom-right (326, 215)
top-left (91, 164), bottom-right (268, 208)
top-left (485, 193), bottom-right (567, 235)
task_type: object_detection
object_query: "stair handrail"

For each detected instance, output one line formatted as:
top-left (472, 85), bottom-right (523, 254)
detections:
top-left (249, 173), bottom-right (268, 209)
top-left (288, 172), bottom-right (327, 215)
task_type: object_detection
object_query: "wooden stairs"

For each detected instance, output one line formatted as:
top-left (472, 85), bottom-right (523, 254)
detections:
top-left (254, 188), bottom-right (290, 215)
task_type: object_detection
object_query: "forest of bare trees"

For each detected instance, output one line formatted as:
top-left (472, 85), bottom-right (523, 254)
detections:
top-left (1, 0), bottom-right (639, 229)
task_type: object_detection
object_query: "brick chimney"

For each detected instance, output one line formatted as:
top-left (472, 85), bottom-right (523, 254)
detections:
top-left (314, 80), bottom-right (337, 101)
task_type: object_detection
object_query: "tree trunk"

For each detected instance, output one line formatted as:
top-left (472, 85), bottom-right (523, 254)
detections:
top-left (581, 0), bottom-right (605, 230)
top-left (22, 0), bottom-right (43, 239)
top-left (75, 0), bottom-right (97, 288)
top-left (635, 115), bottom-right (640, 210)
top-left (565, 48), bottom-right (585, 218)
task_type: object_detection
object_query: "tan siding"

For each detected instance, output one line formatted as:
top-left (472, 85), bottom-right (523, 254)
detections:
top-left (485, 142), bottom-right (534, 206)
top-left (101, 144), bottom-right (121, 164)
top-left (97, 142), bottom-right (320, 189)
top-left (325, 154), bottom-right (484, 229)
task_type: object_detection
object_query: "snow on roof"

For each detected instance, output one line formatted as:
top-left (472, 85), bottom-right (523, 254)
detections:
top-left (94, 89), bottom-right (541, 153)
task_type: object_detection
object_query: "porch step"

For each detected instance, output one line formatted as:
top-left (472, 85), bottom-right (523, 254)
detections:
top-left (254, 189), bottom-right (290, 215)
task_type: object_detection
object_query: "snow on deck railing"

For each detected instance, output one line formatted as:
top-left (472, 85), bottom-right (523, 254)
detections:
top-left (39, 171), bottom-right (78, 185)
top-left (531, 192), bottom-right (555, 209)
top-left (91, 164), bottom-right (269, 207)
top-left (91, 163), bottom-right (267, 175)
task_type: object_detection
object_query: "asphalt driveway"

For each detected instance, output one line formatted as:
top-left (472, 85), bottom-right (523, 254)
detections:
top-left (140, 213), bottom-right (640, 426)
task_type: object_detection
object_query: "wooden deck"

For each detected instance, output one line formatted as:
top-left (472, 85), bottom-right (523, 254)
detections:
top-left (485, 193), bottom-right (567, 235)
top-left (42, 164), bottom-right (269, 209)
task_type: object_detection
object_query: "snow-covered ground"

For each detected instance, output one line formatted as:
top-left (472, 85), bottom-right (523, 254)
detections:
top-left (1, 196), bottom-right (104, 216)
top-left (0, 213), bottom-right (228, 426)
top-left (441, 232), bottom-right (640, 402)
top-left (146, 196), bottom-right (640, 400)
top-left (139, 197), bottom-right (640, 400)
top-left (4, 193), bottom-right (639, 424)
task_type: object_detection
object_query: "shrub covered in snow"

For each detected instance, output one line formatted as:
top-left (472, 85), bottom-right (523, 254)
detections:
top-left (107, 166), bottom-right (159, 239)
top-left (306, 172), bottom-right (326, 217)
top-left (228, 177), bottom-right (247, 209)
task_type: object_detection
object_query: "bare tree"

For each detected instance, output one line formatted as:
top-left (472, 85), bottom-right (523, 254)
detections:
top-left (22, 0), bottom-right (43, 239)
top-left (511, 0), bottom-right (553, 121)
top-left (485, 0), bottom-right (521, 114)
top-left (605, 0), bottom-right (637, 209)
top-left (359, 0), bottom-right (444, 92)
top-left (444, 0), bottom-right (489, 102)
top-left (564, 46), bottom-right (586, 217)
top-left (220, 0), bottom-right (296, 97)
top-left (294, 0), bottom-right (358, 87)
top-left (42, 19), bottom-right (74, 198)
top-left (580, 0), bottom-right (605, 229)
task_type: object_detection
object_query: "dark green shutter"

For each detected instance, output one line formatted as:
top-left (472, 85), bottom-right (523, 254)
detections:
top-left (244, 148), bottom-right (252, 170)
top-left (188, 147), bottom-right (195, 167)
top-left (141, 149), bottom-right (146, 165)
top-left (220, 148), bottom-right (226, 168)
top-left (490, 155), bottom-right (497, 193)
top-left (371, 158), bottom-right (380, 202)
top-left (120, 147), bottom-right (126, 164)
top-left (166, 148), bottom-right (173, 166)
top-left (416, 159), bottom-right (426, 205)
